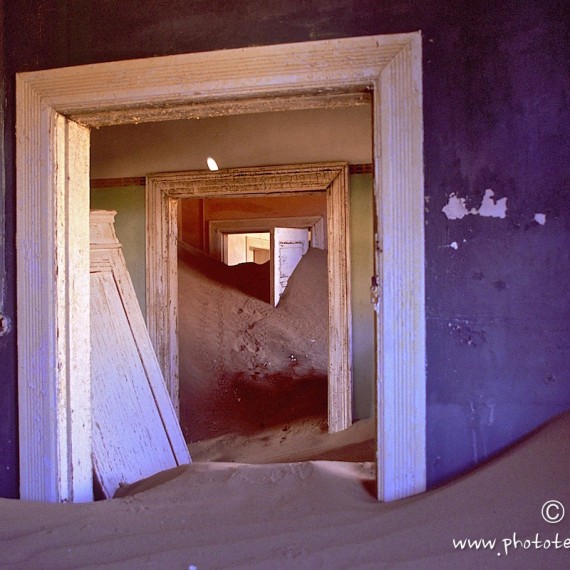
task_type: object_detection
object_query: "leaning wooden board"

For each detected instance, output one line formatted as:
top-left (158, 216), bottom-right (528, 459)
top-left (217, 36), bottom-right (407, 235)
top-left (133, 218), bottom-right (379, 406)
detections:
top-left (90, 210), bottom-right (190, 498)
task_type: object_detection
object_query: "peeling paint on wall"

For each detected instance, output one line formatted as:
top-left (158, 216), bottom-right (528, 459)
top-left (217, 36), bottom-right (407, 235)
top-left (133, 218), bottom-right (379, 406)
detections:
top-left (442, 189), bottom-right (508, 220)
top-left (441, 193), bottom-right (471, 220)
top-left (534, 213), bottom-right (546, 225)
top-left (477, 189), bottom-right (507, 218)
top-left (444, 239), bottom-right (468, 251)
top-left (0, 314), bottom-right (11, 337)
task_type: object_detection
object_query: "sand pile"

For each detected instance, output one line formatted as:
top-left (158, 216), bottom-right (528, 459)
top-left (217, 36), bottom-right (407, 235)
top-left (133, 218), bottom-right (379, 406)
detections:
top-left (1, 412), bottom-right (569, 569)
top-left (178, 246), bottom-right (329, 443)
top-left (188, 416), bottom-right (375, 464)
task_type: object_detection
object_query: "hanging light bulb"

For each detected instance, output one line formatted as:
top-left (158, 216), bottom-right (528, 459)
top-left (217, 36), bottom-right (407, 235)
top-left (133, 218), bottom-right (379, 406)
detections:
top-left (206, 157), bottom-right (219, 171)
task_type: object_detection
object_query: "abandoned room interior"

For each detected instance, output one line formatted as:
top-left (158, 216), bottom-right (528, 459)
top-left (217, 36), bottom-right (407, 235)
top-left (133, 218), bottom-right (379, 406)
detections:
top-left (89, 106), bottom-right (377, 461)
top-left (0, 1), bottom-right (569, 567)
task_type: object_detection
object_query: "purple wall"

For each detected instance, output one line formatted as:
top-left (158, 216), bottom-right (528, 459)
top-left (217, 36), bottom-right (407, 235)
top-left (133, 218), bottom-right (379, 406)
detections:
top-left (1, 0), bottom-right (569, 497)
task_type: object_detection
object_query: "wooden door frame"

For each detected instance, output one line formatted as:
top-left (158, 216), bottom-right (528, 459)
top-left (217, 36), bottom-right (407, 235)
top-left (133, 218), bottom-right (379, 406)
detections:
top-left (207, 215), bottom-right (326, 260)
top-left (16, 32), bottom-right (425, 502)
top-left (209, 215), bottom-right (324, 307)
top-left (146, 164), bottom-right (351, 431)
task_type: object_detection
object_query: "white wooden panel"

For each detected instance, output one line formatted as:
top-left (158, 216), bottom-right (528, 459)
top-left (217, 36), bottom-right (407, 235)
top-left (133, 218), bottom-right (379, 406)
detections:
top-left (90, 211), bottom-right (190, 498)
top-left (91, 273), bottom-right (177, 497)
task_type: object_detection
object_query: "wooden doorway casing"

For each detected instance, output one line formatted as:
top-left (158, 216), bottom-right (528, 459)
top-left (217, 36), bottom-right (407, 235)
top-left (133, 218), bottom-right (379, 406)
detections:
top-left (16, 33), bottom-right (425, 502)
top-left (146, 163), bottom-right (351, 433)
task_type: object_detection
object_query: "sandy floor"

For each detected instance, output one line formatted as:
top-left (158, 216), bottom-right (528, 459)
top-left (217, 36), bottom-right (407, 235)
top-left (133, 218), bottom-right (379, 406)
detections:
top-left (177, 246), bottom-right (329, 444)
top-left (1, 412), bottom-right (569, 569)
top-left (188, 416), bottom-right (376, 464)
top-left (3, 246), bottom-right (566, 568)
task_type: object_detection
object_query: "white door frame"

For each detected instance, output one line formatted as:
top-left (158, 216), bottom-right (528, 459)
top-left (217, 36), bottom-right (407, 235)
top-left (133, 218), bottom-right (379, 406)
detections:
top-left (16, 33), bottom-right (425, 502)
top-left (146, 164), bottom-right (350, 431)
top-left (207, 215), bottom-right (326, 260)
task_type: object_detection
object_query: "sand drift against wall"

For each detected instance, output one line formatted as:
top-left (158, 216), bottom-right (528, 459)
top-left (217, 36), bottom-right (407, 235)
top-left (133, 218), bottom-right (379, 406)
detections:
top-left (178, 246), bottom-right (329, 443)
top-left (1, 413), bottom-right (569, 568)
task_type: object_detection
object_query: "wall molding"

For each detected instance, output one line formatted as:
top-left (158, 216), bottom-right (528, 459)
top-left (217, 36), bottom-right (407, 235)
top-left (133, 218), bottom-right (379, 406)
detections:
top-left (17, 32), bottom-right (425, 502)
top-left (90, 165), bottom-right (372, 189)
top-left (90, 177), bottom-right (146, 188)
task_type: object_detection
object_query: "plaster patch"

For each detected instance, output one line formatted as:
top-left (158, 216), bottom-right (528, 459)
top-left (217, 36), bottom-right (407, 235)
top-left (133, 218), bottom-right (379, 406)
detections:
top-left (442, 189), bottom-right (508, 220)
top-left (478, 189), bottom-right (507, 218)
top-left (441, 193), bottom-right (472, 220)
top-left (534, 213), bottom-right (546, 225)
top-left (0, 314), bottom-right (11, 337)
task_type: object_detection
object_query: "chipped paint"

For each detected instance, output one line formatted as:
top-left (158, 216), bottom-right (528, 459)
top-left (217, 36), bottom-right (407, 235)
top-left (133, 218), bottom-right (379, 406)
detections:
top-left (534, 213), bottom-right (546, 225)
top-left (442, 189), bottom-right (508, 220)
top-left (0, 314), bottom-right (11, 337)
top-left (441, 193), bottom-right (471, 219)
top-left (477, 189), bottom-right (507, 218)
top-left (449, 241), bottom-right (459, 250)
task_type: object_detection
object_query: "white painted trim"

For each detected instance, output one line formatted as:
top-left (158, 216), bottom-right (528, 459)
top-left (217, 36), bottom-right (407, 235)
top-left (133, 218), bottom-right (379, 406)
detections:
top-left (16, 32), bottom-right (425, 502)
top-left (374, 34), bottom-right (426, 501)
top-left (16, 82), bottom-right (92, 502)
top-left (311, 217), bottom-right (326, 250)
top-left (72, 91), bottom-right (371, 128)
top-left (146, 163), bottom-right (352, 433)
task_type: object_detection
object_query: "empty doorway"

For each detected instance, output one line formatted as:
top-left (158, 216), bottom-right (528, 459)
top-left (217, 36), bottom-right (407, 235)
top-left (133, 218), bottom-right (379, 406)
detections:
top-left (16, 33), bottom-right (425, 502)
top-left (147, 163), bottom-right (352, 435)
top-left (176, 189), bottom-right (332, 453)
top-left (223, 232), bottom-right (270, 266)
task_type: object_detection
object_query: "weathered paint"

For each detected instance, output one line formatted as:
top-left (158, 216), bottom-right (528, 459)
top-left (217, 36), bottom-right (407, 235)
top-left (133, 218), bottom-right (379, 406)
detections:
top-left (477, 189), bottom-right (507, 219)
top-left (441, 193), bottom-right (471, 220)
top-left (442, 189), bottom-right (507, 220)
top-left (90, 210), bottom-right (190, 498)
top-left (147, 164), bottom-right (354, 435)
top-left (1, 0), bottom-right (569, 497)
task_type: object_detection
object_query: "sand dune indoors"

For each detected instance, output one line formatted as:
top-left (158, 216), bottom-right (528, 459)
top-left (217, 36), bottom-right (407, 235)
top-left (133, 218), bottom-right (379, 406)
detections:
top-left (177, 245), bottom-right (329, 445)
top-left (3, 238), bottom-right (566, 569)
top-left (1, 412), bottom-right (569, 569)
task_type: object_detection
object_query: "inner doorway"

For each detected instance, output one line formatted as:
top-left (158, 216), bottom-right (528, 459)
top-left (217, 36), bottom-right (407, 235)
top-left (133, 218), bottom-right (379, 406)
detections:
top-left (146, 163), bottom-right (353, 436)
top-left (182, 253), bottom-right (333, 463)
top-left (17, 33), bottom-right (425, 502)
top-left (176, 192), bottom-right (331, 457)
top-left (213, 227), bottom-right (312, 306)
top-left (224, 232), bottom-right (270, 266)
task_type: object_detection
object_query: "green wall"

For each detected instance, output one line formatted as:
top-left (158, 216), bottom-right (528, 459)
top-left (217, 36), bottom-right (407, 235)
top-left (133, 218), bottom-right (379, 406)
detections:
top-left (90, 174), bottom-right (375, 419)
top-left (349, 174), bottom-right (375, 420)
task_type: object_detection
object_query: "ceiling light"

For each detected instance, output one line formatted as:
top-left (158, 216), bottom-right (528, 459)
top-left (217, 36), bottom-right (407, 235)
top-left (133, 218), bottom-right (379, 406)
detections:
top-left (207, 157), bottom-right (219, 171)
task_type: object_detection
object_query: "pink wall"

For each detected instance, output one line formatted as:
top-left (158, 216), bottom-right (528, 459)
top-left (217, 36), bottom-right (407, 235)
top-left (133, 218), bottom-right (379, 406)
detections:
top-left (180, 194), bottom-right (327, 252)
